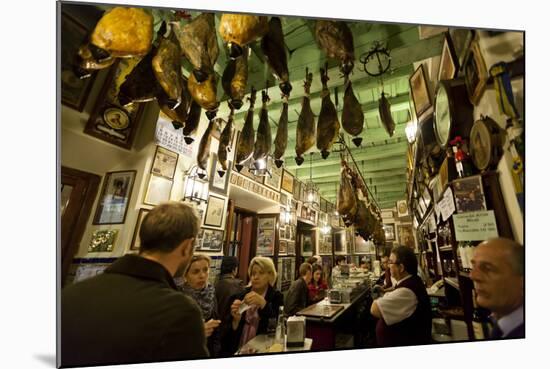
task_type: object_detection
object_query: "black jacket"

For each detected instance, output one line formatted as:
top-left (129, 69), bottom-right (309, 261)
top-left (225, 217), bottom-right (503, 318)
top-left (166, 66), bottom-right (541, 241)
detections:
top-left (61, 255), bottom-right (209, 367)
top-left (224, 285), bottom-right (283, 355)
top-left (284, 277), bottom-right (309, 315)
top-left (214, 274), bottom-right (245, 357)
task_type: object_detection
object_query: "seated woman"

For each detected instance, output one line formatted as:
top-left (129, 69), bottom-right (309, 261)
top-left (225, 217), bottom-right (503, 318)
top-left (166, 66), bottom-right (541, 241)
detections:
top-left (308, 264), bottom-right (329, 304)
top-left (226, 256), bottom-right (283, 354)
top-left (180, 254), bottom-right (221, 357)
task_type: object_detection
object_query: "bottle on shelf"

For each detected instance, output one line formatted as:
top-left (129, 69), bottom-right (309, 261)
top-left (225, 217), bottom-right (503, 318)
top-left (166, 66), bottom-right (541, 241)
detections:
top-left (471, 290), bottom-right (492, 339)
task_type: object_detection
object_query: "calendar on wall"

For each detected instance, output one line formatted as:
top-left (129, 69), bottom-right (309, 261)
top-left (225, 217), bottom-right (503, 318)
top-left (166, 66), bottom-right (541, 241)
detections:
top-left (155, 118), bottom-right (194, 158)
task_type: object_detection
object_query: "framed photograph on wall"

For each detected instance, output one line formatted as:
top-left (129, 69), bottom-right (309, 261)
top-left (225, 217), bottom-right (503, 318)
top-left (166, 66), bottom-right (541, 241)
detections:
top-left (61, 11), bottom-right (97, 112)
top-left (452, 175), bottom-right (487, 213)
top-left (144, 175), bottom-right (173, 206)
top-left (409, 64), bottom-right (432, 119)
top-left (438, 32), bottom-right (459, 81)
top-left (301, 233), bottom-right (314, 257)
top-left (281, 170), bottom-right (294, 193)
top-left (257, 216), bottom-right (276, 256)
top-left (464, 38), bottom-right (488, 105)
top-left (383, 223), bottom-right (396, 241)
top-left (93, 170), bottom-right (136, 225)
top-left (197, 229), bottom-right (224, 251)
top-left (88, 229), bottom-right (118, 253)
top-left (203, 194), bottom-right (227, 229)
top-left (287, 241), bottom-right (296, 255)
top-left (151, 146), bottom-right (178, 179)
top-left (293, 180), bottom-right (301, 201)
top-left (84, 59), bottom-right (146, 150)
top-left (279, 240), bottom-right (287, 255)
top-left (397, 224), bottom-right (415, 250)
top-left (129, 208), bottom-right (150, 251)
top-left (264, 157), bottom-right (282, 191)
top-left (209, 153), bottom-right (231, 196)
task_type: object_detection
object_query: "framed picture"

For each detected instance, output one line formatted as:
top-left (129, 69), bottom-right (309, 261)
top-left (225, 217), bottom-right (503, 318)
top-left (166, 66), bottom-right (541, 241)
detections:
top-left (61, 11), bottom-right (97, 112)
top-left (151, 146), bottom-right (179, 179)
top-left (438, 32), bottom-right (458, 81)
top-left (197, 228), bottom-right (224, 251)
top-left (397, 200), bottom-right (409, 218)
top-left (285, 225), bottom-right (292, 240)
top-left (93, 170), bottom-right (136, 225)
top-left (88, 229), bottom-right (118, 253)
top-left (397, 224), bottom-right (415, 250)
top-left (144, 175), bottom-right (173, 206)
top-left (209, 153), bottom-right (231, 196)
top-left (301, 233), bottom-right (314, 257)
top-left (279, 240), bottom-right (287, 255)
top-left (451, 28), bottom-right (475, 72)
top-left (264, 157), bottom-right (282, 191)
top-left (293, 180), bottom-right (301, 200)
top-left (130, 208), bottom-right (150, 251)
top-left (287, 241), bottom-right (296, 255)
top-left (452, 175), bottom-right (487, 213)
top-left (334, 231), bottom-right (346, 254)
top-left (281, 170), bottom-right (294, 193)
top-left (84, 59), bottom-right (146, 149)
top-left (279, 227), bottom-right (286, 241)
top-left (280, 192), bottom-right (289, 207)
top-left (464, 38), bottom-right (488, 105)
top-left (383, 223), bottom-right (396, 241)
top-left (203, 194), bottom-right (227, 229)
top-left (409, 64), bottom-right (432, 120)
top-left (257, 216), bottom-right (276, 256)
top-left (319, 234), bottom-right (332, 255)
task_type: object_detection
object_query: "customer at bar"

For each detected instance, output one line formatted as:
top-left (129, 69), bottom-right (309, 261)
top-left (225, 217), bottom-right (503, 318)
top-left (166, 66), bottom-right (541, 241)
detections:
top-left (370, 246), bottom-right (432, 347)
top-left (61, 202), bottom-right (208, 367)
top-left (470, 237), bottom-right (524, 338)
top-left (331, 255), bottom-right (346, 279)
top-left (308, 263), bottom-right (329, 304)
top-left (180, 254), bottom-right (222, 357)
top-left (285, 262), bottom-right (313, 315)
top-left (227, 256), bottom-right (284, 353)
top-left (375, 254), bottom-right (393, 290)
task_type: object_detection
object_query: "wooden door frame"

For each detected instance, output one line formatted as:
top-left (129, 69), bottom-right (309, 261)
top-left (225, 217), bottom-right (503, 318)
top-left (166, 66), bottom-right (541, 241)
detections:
top-left (60, 166), bottom-right (101, 286)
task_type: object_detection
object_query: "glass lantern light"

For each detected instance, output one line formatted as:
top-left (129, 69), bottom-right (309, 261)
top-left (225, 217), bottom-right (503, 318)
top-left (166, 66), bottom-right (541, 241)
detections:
top-left (183, 165), bottom-right (209, 203)
top-left (250, 156), bottom-right (270, 177)
top-left (304, 153), bottom-right (320, 209)
top-left (405, 111), bottom-right (418, 144)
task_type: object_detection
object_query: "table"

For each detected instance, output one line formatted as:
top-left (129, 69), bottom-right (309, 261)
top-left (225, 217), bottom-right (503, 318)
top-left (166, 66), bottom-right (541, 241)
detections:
top-left (235, 334), bottom-right (313, 355)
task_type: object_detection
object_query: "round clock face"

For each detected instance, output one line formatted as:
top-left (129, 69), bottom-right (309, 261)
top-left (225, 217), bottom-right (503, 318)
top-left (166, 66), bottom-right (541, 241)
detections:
top-left (470, 120), bottom-right (492, 170)
top-left (103, 107), bottom-right (130, 130)
top-left (434, 83), bottom-right (451, 148)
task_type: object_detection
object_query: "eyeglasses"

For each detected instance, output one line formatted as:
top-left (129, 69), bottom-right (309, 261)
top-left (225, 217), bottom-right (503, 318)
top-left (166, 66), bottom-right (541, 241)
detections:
top-left (388, 261), bottom-right (400, 265)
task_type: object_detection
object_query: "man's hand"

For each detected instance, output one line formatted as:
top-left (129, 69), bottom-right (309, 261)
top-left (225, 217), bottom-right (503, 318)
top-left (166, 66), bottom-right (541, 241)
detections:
top-left (204, 319), bottom-right (221, 337)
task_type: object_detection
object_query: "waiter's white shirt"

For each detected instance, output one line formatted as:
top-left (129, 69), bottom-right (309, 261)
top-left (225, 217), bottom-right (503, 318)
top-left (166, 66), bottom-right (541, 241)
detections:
top-left (498, 305), bottom-right (524, 337)
top-left (376, 275), bottom-right (418, 326)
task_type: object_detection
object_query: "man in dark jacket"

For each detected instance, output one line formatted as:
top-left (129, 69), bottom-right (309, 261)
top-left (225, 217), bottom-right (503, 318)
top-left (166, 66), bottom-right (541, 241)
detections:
top-left (284, 262), bottom-right (313, 315)
top-left (471, 238), bottom-right (524, 339)
top-left (370, 246), bottom-right (432, 347)
top-left (61, 202), bottom-right (209, 367)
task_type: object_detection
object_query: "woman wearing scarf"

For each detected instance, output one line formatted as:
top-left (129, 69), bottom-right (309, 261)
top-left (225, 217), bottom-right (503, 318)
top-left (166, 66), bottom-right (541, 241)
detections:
top-left (180, 254), bottom-right (222, 357)
top-left (226, 256), bottom-right (283, 354)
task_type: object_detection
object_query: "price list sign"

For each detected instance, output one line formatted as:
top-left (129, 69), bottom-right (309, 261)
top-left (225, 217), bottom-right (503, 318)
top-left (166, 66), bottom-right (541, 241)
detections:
top-left (155, 118), bottom-right (194, 158)
top-left (452, 210), bottom-right (499, 241)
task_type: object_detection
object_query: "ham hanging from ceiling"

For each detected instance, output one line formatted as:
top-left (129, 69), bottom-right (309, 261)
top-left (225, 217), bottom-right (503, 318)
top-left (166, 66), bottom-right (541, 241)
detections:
top-left (217, 105), bottom-right (235, 177)
top-left (90, 7), bottom-right (153, 60)
top-left (171, 13), bottom-right (219, 83)
top-left (188, 71), bottom-right (219, 112)
top-left (295, 69), bottom-right (315, 166)
top-left (316, 65), bottom-right (340, 159)
top-left (152, 31), bottom-right (183, 109)
top-left (235, 87), bottom-right (257, 172)
top-left (273, 96), bottom-right (289, 168)
top-left (182, 100), bottom-right (202, 144)
top-left (118, 51), bottom-right (162, 106)
top-left (222, 49), bottom-right (249, 110)
top-left (337, 166), bottom-right (357, 224)
top-left (314, 20), bottom-right (355, 76)
top-left (341, 78), bottom-right (364, 147)
top-left (378, 92), bottom-right (395, 137)
top-left (253, 90), bottom-right (272, 161)
top-left (197, 117), bottom-right (218, 176)
top-left (157, 75), bottom-right (192, 130)
top-left (219, 14), bottom-right (269, 59)
top-left (260, 17), bottom-right (292, 96)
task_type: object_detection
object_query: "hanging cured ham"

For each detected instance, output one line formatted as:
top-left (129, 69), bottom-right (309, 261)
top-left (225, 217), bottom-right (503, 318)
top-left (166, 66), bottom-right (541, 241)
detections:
top-left (354, 199), bottom-right (374, 241)
top-left (314, 20), bottom-right (355, 76)
top-left (316, 65), bottom-right (340, 159)
top-left (253, 90), bottom-right (272, 160)
top-left (152, 32), bottom-right (183, 109)
top-left (235, 87), bottom-right (257, 172)
top-left (171, 13), bottom-right (219, 83)
top-left (219, 14), bottom-right (269, 58)
top-left (337, 166), bottom-right (357, 223)
top-left (273, 96), bottom-right (289, 168)
top-left (197, 117), bottom-right (217, 176)
top-left (222, 49), bottom-right (249, 110)
top-left (90, 7), bottom-right (153, 59)
top-left (158, 76), bottom-right (191, 130)
top-left (378, 92), bottom-right (395, 137)
top-left (118, 51), bottom-right (162, 106)
top-left (188, 71), bottom-right (219, 112)
top-left (217, 106), bottom-right (235, 177)
top-left (342, 78), bottom-right (364, 146)
top-left (295, 69), bottom-right (315, 166)
top-left (182, 100), bottom-right (202, 144)
top-left (260, 17), bottom-right (292, 96)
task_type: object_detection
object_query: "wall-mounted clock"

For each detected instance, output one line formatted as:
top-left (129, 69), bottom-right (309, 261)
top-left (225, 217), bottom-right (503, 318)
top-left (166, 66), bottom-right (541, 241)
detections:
top-left (433, 79), bottom-right (474, 148)
top-left (469, 115), bottom-right (506, 171)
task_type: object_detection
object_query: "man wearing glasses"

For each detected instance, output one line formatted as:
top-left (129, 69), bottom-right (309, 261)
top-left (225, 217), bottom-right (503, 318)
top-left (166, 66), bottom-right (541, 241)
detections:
top-left (470, 238), bottom-right (524, 339)
top-left (370, 246), bottom-right (432, 347)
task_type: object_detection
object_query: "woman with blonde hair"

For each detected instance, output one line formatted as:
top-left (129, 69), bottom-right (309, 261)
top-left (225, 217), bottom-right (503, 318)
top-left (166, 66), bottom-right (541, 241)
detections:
top-left (225, 256), bottom-right (283, 354)
top-left (180, 254), bottom-right (221, 357)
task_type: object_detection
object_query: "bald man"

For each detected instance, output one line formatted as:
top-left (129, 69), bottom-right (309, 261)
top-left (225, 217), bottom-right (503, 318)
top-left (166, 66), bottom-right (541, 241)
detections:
top-left (470, 238), bottom-right (524, 339)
